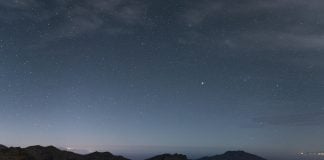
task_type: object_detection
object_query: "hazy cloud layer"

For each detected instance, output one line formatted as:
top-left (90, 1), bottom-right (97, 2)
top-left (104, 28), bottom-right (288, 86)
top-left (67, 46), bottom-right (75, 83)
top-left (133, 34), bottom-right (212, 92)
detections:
top-left (1, 0), bottom-right (324, 63)
top-left (0, 0), bottom-right (147, 42)
top-left (180, 0), bottom-right (324, 51)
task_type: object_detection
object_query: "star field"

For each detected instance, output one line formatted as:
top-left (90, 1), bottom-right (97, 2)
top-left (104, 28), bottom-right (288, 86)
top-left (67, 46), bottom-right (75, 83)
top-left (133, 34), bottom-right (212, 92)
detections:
top-left (1, 1), bottom-right (324, 160)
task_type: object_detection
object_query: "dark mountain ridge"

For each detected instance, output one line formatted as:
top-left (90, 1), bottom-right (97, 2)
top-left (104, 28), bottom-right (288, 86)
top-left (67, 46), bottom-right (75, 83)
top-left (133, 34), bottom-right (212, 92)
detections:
top-left (145, 153), bottom-right (187, 160)
top-left (0, 145), bottom-right (7, 150)
top-left (0, 145), bottom-right (129, 160)
top-left (197, 151), bottom-right (267, 160)
top-left (0, 144), bottom-right (266, 160)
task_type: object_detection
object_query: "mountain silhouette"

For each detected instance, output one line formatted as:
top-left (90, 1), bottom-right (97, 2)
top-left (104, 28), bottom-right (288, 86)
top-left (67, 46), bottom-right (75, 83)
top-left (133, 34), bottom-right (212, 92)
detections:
top-left (0, 145), bottom-right (266, 160)
top-left (198, 151), bottom-right (266, 160)
top-left (0, 145), bottom-right (129, 160)
top-left (145, 154), bottom-right (187, 160)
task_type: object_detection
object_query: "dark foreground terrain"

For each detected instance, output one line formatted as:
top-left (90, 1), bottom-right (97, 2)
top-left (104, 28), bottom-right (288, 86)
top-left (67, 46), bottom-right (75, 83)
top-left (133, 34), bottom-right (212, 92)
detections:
top-left (0, 144), bottom-right (266, 160)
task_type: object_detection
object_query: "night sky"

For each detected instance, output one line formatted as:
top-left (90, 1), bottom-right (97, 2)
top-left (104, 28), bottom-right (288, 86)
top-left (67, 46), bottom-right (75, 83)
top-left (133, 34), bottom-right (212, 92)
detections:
top-left (1, 0), bottom-right (324, 160)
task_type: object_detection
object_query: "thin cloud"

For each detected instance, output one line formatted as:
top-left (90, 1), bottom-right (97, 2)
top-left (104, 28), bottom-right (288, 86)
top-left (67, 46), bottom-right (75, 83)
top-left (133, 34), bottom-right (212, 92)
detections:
top-left (1, 0), bottom-right (147, 43)
top-left (177, 0), bottom-right (324, 72)
top-left (181, 0), bottom-right (324, 25)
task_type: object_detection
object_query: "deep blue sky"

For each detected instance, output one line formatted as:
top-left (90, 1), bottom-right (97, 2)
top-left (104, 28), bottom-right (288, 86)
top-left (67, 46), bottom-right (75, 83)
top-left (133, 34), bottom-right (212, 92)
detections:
top-left (1, 0), bottom-right (324, 160)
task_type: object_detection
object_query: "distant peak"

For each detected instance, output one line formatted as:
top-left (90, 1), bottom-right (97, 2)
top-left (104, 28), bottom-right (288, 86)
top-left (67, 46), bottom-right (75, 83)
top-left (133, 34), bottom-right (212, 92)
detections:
top-left (146, 153), bottom-right (188, 160)
top-left (45, 145), bottom-right (59, 150)
top-left (87, 151), bottom-right (113, 156)
top-left (198, 151), bottom-right (266, 160)
top-left (26, 145), bottom-right (59, 150)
